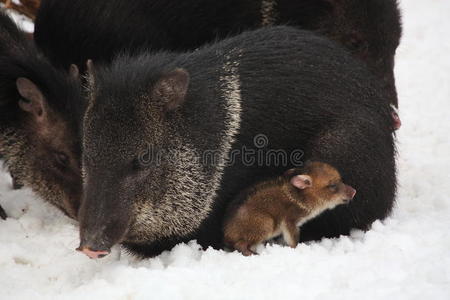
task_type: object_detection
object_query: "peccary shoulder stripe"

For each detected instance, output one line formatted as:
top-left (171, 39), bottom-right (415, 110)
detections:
top-left (128, 50), bottom-right (243, 241)
top-left (261, 0), bottom-right (278, 26)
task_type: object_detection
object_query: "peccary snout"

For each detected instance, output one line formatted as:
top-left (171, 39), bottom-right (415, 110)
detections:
top-left (344, 185), bottom-right (357, 203)
top-left (76, 246), bottom-right (110, 259)
top-left (77, 175), bottom-right (133, 259)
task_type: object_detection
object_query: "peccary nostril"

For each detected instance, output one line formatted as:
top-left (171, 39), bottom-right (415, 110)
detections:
top-left (348, 187), bottom-right (356, 199)
top-left (76, 246), bottom-right (110, 259)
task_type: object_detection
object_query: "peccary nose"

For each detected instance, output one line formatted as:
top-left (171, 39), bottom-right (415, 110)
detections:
top-left (77, 246), bottom-right (110, 259)
top-left (392, 111), bottom-right (401, 130)
top-left (346, 186), bottom-right (357, 200)
top-left (390, 104), bottom-right (401, 130)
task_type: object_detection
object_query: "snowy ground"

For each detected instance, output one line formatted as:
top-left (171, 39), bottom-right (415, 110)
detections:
top-left (1, 1), bottom-right (449, 299)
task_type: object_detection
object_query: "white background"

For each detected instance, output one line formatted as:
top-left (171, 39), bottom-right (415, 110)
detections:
top-left (1, 0), bottom-right (449, 299)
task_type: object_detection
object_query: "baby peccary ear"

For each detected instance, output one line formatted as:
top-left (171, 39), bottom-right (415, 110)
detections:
top-left (153, 68), bottom-right (190, 112)
top-left (16, 77), bottom-right (48, 123)
top-left (290, 175), bottom-right (313, 190)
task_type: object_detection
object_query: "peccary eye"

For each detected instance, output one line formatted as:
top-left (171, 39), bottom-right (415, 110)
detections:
top-left (327, 184), bottom-right (338, 192)
top-left (131, 157), bottom-right (144, 171)
top-left (54, 151), bottom-right (69, 167)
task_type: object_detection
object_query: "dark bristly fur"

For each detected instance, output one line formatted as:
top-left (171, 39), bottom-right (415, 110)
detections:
top-left (0, 10), bottom-right (84, 218)
top-left (79, 26), bottom-right (396, 258)
top-left (34, 0), bottom-right (402, 107)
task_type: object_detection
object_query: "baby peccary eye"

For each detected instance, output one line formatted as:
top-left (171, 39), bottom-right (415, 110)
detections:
top-left (327, 184), bottom-right (338, 192)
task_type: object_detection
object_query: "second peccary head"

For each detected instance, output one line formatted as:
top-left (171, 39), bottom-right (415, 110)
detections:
top-left (0, 11), bottom-right (84, 218)
top-left (318, 0), bottom-right (402, 106)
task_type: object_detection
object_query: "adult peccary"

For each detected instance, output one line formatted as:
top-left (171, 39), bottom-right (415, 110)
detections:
top-left (0, 10), bottom-right (84, 218)
top-left (78, 26), bottom-right (397, 258)
top-left (34, 0), bottom-right (402, 108)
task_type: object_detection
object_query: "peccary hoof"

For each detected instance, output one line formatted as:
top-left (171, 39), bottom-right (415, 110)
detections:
top-left (0, 205), bottom-right (7, 220)
top-left (11, 177), bottom-right (24, 190)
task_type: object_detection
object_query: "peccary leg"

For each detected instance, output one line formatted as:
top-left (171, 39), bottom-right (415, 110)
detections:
top-left (0, 205), bottom-right (6, 220)
top-left (11, 172), bottom-right (23, 190)
top-left (282, 222), bottom-right (300, 248)
top-left (234, 241), bottom-right (256, 256)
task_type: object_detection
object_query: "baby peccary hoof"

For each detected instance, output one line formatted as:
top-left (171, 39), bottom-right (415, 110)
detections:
top-left (0, 205), bottom-right (7, 220)
top-left (234, 241), bottom-right (257, 256)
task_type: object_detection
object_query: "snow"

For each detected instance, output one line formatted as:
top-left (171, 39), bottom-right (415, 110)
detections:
top-left (1, 0), bottom-right (450, 299)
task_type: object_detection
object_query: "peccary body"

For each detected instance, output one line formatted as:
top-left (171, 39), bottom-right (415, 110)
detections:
top-left (35, 0), bottom-right (401, 106)
top-left (223, 162), bottom-right (356, 256)
top-left (0, 11), bottom-right (83, 218)
top-left (78, 27), bottom-right (396, 258)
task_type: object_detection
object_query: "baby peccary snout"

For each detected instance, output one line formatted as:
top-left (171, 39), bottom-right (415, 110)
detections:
top-left (223, 161), bottom-right (356, 256)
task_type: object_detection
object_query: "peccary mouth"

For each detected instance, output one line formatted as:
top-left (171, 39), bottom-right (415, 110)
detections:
top-left (76, 245), bottom-right (111, 259)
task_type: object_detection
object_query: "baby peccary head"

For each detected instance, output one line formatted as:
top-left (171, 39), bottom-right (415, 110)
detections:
top-left (286, 161), bottom-right (356, 208)
top-left (223, 161), bottom-right (356, 256)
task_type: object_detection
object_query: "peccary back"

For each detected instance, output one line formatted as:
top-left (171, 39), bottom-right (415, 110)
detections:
top-left (35, 0), bottom-right (401, 106)
top-left (79, 26), bottom-right (396, 257)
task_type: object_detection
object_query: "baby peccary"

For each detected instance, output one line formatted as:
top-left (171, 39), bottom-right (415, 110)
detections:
top-left (224, 162), bottom-right (356, 256)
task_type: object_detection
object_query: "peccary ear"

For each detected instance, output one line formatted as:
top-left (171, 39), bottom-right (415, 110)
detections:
top-left (291, 175), bottom-right (313, 190)
top-left (284, 168), bottom-right (298, 178)
top-left (153, 68), bottom-right (190, 112)
top-left (86, 59), bottom-right (95, 87)
top-left (16, 77), bottom-right (48, 123)
top-left (69, 64), bottom-right (80, 79)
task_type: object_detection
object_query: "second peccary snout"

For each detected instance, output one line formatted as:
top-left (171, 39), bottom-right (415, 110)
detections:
top-left (79, 26), bottom-right (396, 258)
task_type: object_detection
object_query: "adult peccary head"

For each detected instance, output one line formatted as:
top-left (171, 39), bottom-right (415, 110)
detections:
top-left (79, 26), bottom-right (396, 258)
top-left (0, 11), bottom-right (84, 218)
top-left (35, 0), bottom-right (401, 108)
top-left (305, 0), bottom-right (402, 107)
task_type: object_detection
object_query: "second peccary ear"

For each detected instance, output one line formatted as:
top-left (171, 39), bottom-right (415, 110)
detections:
top-left (153, 68), bottom-right (190, 112)
top-left (291, 175), bottom-right (313, 190)
top-left (16, 77), bottom-right (48, 123)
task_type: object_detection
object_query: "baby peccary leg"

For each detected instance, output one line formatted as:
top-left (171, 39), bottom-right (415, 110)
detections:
top-left (0, 205), bottom-right (7, 220)
top-left (282, 221), bottom-right (300, 248)
top-left (234, 241), bottom-right (257, 256)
